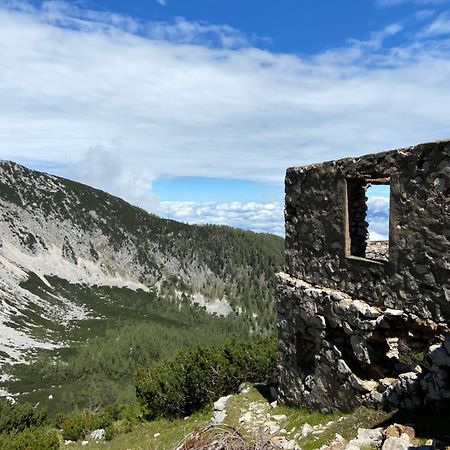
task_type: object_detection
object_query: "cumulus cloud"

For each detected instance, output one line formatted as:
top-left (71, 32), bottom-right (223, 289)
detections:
top-left (369, 229), bottom-right (389, 240)
top-left (157, 201), bottom-right (284, 235)
top-left (367, 195), bottom-right (390, 240)
top-left (69, 145), bottom-right (158, 210)
top-left (156, 198), bottom-right (390, 238)
top-left (367, 196), bottom-right (390, 214)
top-left (0, 0), bottom-right (449, 234)
top-left (368, 216), bottom-right (390, 241)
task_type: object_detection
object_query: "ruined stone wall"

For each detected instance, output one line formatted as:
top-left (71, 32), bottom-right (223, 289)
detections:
top-left (278, 140), bottom-right (450, 412)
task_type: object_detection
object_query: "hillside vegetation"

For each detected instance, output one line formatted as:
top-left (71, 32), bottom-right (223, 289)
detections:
top-left (0, 160), bottom-right (283, 416)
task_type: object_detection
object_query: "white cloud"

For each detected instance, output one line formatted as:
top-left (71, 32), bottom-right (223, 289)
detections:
top-left (422, 11), bottom-right (450, 35)
top-left (368, 216), bottom-right (390, 241)
top-left (69, 145), bottom-right (158, 210)
top-left (369, 230), bottom-right (388, 241)
top-left (0, 0), bottom-right (449, 234)
top-left (376, 0), bottom-right (448, 7)
top-left (144, 16), bottom-right (251, 48)
top-left (156, 0), bottom-right (167, 5)
top-left (367, 196), bottom-right (390, 214)
top-left (157, 201), bottom-right (284, 235)
top-left (367, 196), bottom-right (390, 240)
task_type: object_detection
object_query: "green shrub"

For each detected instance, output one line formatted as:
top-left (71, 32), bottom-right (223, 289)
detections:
top-left (0, 428), bottom-right (59, 450)
top-left (104, 424), bottom-right (115, 441)
top-left (60, 413), bottom-right (86, 441)
top-left (0, 399), bottom-right (47, 434)
top-left (135, 336), bottom-right (277, 419)
top-left (60, 409), bottom-right (113, 441)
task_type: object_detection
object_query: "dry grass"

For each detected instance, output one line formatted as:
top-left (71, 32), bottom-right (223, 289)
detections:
top-left (175, 424), bottom-right (285, 450)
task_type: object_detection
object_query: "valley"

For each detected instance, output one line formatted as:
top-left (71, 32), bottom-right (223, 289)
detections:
top-left (0, 160), bottom-right (283, 413)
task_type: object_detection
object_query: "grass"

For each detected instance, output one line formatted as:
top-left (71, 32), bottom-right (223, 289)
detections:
top-left (68, 409), bottom-right (211, 450)
top-left (59, 387), bottom-right (394, 450)
top-left (4, 383), bottom-right (447, 449)
top-left (2, 273), bottom-right (251, 416)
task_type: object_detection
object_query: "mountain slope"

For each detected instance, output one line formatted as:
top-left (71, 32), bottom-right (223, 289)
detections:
top-left (0, 160), bottom-right (284, 366)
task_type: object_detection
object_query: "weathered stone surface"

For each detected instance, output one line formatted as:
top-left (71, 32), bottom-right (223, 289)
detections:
top-left (429, 345), bottom-right (450, 367)
top-left (444, 336), bottom-right (450, 354)
top-left (381, 436), bottom-right (410, 450)
top-left (213, 395), bottom-right (232, 411)
top-left (384, 424), bottom-right (415, 440)
top-left (90, 429), bottom-right (105, 441)
top-left (345, 427), bottom-right (384, 449)
top-left (278, 141), bottom-right (450, 412)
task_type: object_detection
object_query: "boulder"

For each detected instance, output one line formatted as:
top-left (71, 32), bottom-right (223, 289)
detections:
top-left (90, 428), bottom-right (105, 441)
top-left (213, 395), bottom-right (232, 411)
top-left (381, 437), bottom-right (410, 450)
top-left (211, 410), bottom-right (226, 424)
top-left (384, 424), bottom-right (415, 440)
top-left (429, 346), bottom-right (450, 367)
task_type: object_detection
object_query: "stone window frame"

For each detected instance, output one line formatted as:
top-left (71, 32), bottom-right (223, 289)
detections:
top-left (343, 176), bottom-right (391, 265)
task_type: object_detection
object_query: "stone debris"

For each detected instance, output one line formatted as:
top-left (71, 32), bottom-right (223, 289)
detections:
top-left (211, 410), bottom-right (227, 425)
top-left (238, 382), bottom-right (252, 394)
top-left (384, 424), bottom-right (415, 441)
top-left (344, 427), bottom-right (383, 449)
top-left (320, 433), bottom-right (346, 450)
top-left (272, 414), bottom-right (287, 421)
top-left (300, 423), bottom-right (314, 438)
top-left (90, 428), bottom-right (105, 441)
top-left (213, 395), bottom-right (232, 412)
top-left (211, 395), bottom-right (233, 424)
top-left (381, 435), bottom-right (411, 450)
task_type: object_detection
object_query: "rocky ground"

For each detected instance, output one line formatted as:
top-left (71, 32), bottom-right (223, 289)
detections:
top-left (67, 385), bottom-right (450, 450)
top-left (187, 385), bottom-right (448, 450)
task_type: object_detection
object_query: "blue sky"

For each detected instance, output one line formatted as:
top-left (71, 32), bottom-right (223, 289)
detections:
top-left (0, 0), bottom-right (449, 235)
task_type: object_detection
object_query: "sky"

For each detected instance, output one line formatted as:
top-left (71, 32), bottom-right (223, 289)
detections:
top-left (0, 0), bottom-right (449, 237)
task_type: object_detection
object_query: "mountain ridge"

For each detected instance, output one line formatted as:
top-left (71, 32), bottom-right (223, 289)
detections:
top-left (0, 160), bottom-right (283, 366)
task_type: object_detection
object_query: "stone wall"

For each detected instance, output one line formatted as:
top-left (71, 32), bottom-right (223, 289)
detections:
top-left (278, 140), bottom-right (450, 412)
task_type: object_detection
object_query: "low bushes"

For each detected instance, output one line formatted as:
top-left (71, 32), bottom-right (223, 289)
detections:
top-left (0, 398), bottom-right (46, 434)
top-left (0, 399), bottom-right (57, 450)
top-left (58, 402), bottom-right (144, 441)
top-left (59, 408), bottom-right (114, 441)
top-left (135, 336), bottom-right (277, 419)
top-left (0, 428), bottom-right (59, 450)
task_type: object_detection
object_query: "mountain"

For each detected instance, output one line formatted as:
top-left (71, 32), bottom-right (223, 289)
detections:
top-left (0, 161), bottom-right (283, 412)
top-left (0, 160), bottom-right (283, 367)
top-left (0, 161), bottom-right (283, 362)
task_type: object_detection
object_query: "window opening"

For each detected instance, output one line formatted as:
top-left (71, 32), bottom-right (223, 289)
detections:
top-left (346, 178), bottom-right (390, 262)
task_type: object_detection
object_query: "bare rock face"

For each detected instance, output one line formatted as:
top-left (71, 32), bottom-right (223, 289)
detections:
top-left (278, 141), bottom-right (450, 412)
